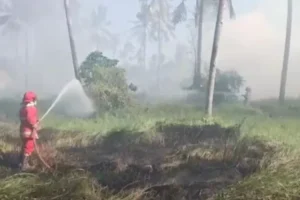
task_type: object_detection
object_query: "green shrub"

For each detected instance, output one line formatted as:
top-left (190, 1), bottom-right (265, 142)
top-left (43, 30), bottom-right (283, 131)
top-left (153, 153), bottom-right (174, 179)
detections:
top-left (79, 51), bottom-right (132, 112)
top-left (86, 67), bottom-right (131, 111)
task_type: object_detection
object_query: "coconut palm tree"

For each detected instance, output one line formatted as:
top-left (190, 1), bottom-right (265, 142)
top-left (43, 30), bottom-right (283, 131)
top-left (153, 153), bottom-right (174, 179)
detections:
top-left (173, 0), bottom-right (205, 89)
top-left (173, 0), bottom-right (235, 90)
top-left (131, 0), bottom-right (151, 69)
top-left (205, 0), bottom-right (235, 116)
top-left (0, 0), bottom-right (32, 89)
top-left (87, 5), bottom-right (115, 52)
top-left (0, 4), bottom-right (21, 61)
top-left (132, 0), bottom-right (174, 88)
top-left (149, 0), bottom-right (175, 89)
top-left (119, 42), bottom-right (136, 64)
top-left (0, 0), bottom-right (63, 89)
top-left (279, 0), bottom-right (293, 105)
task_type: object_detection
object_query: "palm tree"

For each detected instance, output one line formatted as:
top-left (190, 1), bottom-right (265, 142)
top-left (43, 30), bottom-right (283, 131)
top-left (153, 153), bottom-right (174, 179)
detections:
top-left (205, 0), bottom-right (235, 116)
top-left (149, 0), bottom-right (175, 89)
top-left (173, 0), bottom-right (235, 90)
top-left (131, 0), bottom-right (151, 69)
top-left (279, 0), bottom-right (293, 105)
top-left (0, 1), bottom-right (30, 89)
top-left (87, 5), bottom-right (115, 52)
top-left (0, 7), bottom-right (21, 60)
top-left (173, 0), bottom-right (205, 89)
top-left (0, 0), bottom-right (62, 89)
top-left (63, 0), bottom-right (80, 81)
top-left (132, 0), bottom-right (174, 87)
top-left (119, 42), bottom-right (136, 64)
top-left (193, 0), bottom-right (204, 89)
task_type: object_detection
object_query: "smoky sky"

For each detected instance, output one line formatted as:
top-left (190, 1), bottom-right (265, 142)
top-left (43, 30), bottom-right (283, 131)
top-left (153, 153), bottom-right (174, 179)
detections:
top-left (0, 0), bottom-right (298, 100)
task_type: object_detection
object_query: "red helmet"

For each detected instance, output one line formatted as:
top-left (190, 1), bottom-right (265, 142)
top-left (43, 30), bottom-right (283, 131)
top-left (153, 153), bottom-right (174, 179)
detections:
top-left (22, 91), bottom-right (37, 103)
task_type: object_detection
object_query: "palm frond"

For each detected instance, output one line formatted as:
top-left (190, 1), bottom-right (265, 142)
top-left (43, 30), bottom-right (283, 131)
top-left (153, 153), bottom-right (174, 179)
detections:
top-left (2, 21), bottom-right (21, 35)
top-left (148, 22), bottom-right (158, 41)
top-left (0, 13), bottom-right (10, 26)
top-left (172, 0), bottom-right (187, 25)
top-left (159, 19), bottom-right (175, 40)
top-left (130, 22), bottom-right (144, 33)
top-left (130, 23), bottom-right (146, 42)
top-left (97, 27), bottom-right (113, 39)
top-left (91, 5), bottom-right (108, 28)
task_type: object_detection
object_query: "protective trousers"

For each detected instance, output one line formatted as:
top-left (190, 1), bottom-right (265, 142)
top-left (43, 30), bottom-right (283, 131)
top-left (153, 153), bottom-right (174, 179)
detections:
top-left (21, 131), bottom-right (36, 156)
top-left (19, 131), bottom-right (37, 170)
top-left (22, 137), bottom-right (35, 156)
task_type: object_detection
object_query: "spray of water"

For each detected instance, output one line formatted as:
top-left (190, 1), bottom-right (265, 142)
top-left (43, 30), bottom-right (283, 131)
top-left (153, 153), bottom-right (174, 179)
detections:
top-left (40, 79), bottom-right (93, 121)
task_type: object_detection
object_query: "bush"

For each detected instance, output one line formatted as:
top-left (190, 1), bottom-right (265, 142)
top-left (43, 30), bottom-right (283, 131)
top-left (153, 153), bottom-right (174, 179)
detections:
top-left (186, 69), bottom-right (244, 105)
top-left (86, 67), bottom-right (131, 111)
top-left (79, 51), bottom-right (132, 112)
top-left (213, 92), bottom-right (239, 105)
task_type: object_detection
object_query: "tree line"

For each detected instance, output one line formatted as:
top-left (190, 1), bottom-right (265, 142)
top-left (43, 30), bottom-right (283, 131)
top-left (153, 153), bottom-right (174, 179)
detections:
top-left (0, 0), bottom-right (294, 116)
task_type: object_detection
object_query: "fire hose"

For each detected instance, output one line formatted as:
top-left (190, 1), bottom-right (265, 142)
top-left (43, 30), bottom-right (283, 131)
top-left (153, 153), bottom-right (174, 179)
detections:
top-left (28, 78), bottom-right (82, 171)
top-left (32, 113), bottom-right (53, 171)
top-left (33, 138), bottom-right (52, 171)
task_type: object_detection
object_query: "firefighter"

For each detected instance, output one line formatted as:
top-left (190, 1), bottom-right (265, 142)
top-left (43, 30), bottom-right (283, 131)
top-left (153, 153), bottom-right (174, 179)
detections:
top-left (243, 87), bottom-right (252, 106)
top-left (19, 91), bottom-right (40, 171)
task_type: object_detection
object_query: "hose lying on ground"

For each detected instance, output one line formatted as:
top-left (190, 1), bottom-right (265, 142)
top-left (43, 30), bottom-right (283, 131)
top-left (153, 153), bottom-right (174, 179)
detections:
top-left (32, 117), bottom-right (53, 171)
top-left (33, 138), bottom-right (53, 171)
top-left (32, 108), bottom-right (55, 171)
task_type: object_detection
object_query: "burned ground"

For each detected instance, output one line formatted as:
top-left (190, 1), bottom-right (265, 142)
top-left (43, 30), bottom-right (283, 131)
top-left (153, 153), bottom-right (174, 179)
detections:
top-left (0, 122), bottom-right (275, 200)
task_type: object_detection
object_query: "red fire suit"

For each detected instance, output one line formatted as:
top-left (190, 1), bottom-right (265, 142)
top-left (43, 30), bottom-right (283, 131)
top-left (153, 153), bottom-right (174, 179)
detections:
top-left (19, 92), bottom-right (39, 156)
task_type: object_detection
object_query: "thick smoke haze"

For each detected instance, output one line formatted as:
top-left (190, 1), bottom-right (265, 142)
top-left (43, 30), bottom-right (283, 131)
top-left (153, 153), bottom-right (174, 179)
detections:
top-left (0, 0), bottom-right (298, 101)
top-left (218, 0), bottom-right (300, 99)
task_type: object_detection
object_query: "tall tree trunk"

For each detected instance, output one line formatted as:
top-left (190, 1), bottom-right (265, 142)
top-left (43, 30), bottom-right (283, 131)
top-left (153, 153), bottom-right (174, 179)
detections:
top-left (205, 0), bottom-right (225, 116)
top-left (64, 0), bottom-right (80, 81)
top-left (279, 0), bottom-right (292, 105)
top-left (142, 26), bottom-right (147, 69)
top-left (157, 0), bottom-right (162, 91)
top-left (193, 0), bottom-right (204, 89)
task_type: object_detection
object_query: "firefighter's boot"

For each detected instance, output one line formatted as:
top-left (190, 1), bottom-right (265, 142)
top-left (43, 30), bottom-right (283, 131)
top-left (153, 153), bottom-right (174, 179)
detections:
top-left (20, 155), bottom-right (33, 171)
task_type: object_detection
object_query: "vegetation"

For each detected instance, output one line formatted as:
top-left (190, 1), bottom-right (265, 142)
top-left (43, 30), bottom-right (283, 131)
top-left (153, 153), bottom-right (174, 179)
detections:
top-left (87, 4), bottom-right (115, 52)
top-left (186, 68), bottom-right (244, 106)
top-left (131, 0), bottom-right (151, 69)
top-left (173, 0), bottom-right (235, 90)
top-left (0, 100), bottom-right (300, 199)
top-left (0, 0), bottom-right (297, 199)
top-left (79, 51), bottom-right (131, 111)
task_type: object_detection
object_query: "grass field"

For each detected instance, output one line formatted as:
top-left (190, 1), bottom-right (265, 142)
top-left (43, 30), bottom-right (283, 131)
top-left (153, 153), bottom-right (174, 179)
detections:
top-left (0, 99), bottom-right (300, 199)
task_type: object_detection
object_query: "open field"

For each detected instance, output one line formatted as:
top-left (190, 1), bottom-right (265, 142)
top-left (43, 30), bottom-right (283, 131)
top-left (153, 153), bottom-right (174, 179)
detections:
top-left (0, 100), bottom-right (300, 199)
